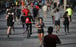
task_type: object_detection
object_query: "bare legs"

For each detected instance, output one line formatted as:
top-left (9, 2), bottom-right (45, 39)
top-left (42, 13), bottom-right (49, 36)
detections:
top-left (7, 26), bottom-right (11, 38)
top-left (38, 33), bottom-right (44, 47)
top-left (55, 25), bottom-right (60, 33)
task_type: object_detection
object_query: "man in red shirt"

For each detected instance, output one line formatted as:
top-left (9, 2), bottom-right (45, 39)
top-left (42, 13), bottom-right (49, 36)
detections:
top-left (43, 26), bottom-right (61, 47)
top-left (21, 6), bottom-right (29, 32)
top-left (22, 6), bottom-right (29, 16)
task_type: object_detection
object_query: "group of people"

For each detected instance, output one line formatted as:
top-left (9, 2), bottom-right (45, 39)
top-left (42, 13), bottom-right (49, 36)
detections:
top-left (51, 6), bottom-right (73, 34)
top-left (5, 0), bottom-right (73, 47)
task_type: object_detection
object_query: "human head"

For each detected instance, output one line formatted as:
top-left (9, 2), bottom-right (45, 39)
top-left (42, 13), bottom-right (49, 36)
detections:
top-left (38, 17), bottom-right (43, 22)
top-left (56, 9), bottom-right (59, 12)
top-left (47, 26), bottom-right (53, 34)
top-left (65, 11), bottom-right (68, 14)
top-left (63, 11), bottom-right (68, 17)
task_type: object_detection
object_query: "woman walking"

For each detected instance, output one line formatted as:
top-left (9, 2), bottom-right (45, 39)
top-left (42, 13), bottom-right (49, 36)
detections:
top-left (35, 17), bottom-right (45, 47)
top-left (63, 11), bottom-right (70, 34)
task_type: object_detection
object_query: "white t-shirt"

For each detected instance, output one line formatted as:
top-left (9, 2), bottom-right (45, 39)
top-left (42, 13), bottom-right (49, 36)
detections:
top-left (55, 12), bottom-right (61, 21)
top-left (42, 5), bottom-right (47, 11)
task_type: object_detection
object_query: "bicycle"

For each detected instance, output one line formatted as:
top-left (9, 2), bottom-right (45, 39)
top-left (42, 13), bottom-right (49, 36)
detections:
top-left (26, 27), bottom-right (31, 39)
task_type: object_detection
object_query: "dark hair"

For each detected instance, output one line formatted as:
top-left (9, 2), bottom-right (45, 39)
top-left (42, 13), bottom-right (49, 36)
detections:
top-left (56, 9), bottom-right (59, 12)
top-left (38, 17), bottom-right (43, 21)
top-left (63, 11), bottom-right (68, 17)
top-left (47, 26), bottom-right (53, 34)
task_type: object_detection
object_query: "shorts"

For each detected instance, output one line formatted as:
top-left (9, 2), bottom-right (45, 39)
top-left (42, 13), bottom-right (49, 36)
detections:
top-left (38, 29), bottom-right (44, 33)
top-left (55, 20), bottom-right (60, 26)
top-left (7, 21), bottom-right (14, 27)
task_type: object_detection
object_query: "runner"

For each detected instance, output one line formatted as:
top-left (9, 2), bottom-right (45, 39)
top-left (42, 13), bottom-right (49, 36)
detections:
top-left (35, 17), bottom-right (45, 47)
top-left (5, 6), bottom-right (15, 38)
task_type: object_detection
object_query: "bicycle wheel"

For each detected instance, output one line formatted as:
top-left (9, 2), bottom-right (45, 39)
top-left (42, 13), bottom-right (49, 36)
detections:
top-left (27, 28), bottom-right (30, 38)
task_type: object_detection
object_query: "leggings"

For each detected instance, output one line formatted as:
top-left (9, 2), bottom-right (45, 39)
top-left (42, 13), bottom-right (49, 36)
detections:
top-left (26, 24), bottom-right (32, 34)
top-left (64, 24), bottom-right (69, 33)
top-left (70, 16), bottom-right (72, 22)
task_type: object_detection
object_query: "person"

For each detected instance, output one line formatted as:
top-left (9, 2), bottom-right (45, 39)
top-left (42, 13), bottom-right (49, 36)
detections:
top-left (63, 11), bottom-right (70, 34)
top-left (33, 0), bottom-right (39, 5)
top-left (38, 0), bottom-right (42, 9)
top-left (21, 14), bottom-right (25, 29)
top-left (35, 17), bottom-right (45, 47)
top-left (21, 0), bottom-right (25, 8)
top-left (24, 12), bottom-right (34, 38)
top-left (22, 6), bottom-right (29, 16)
top-left (43, 26), bottom-right (61, 47)
top-left (31, 2), bottom-right (34, 7)
top-left (15, 7), bottom-right (21, 24)
top-left (54, 9), bottom-right (61, 33)
top-left (5, 6), bottom-right (15, 38)
top-left (66, 6), bottom-right (73, 22)
top-left (51, 8), bottom-right (56, 24)
top-left (5, 0), bottom-right (9, 9)
top-left (32, 6), bottom-right (39, 21)
top-left (21, 6), bottom-right (29, 29)
top-left (53, 2), bottom-right (57, 9)
top-left (42, 4), bottom-right (47, 18)
top-left (47, 2), bottom-right (50, 11)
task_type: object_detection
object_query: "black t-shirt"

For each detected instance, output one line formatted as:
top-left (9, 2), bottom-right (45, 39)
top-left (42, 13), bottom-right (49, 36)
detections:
top-left (33, 8), bottom-right (38, 14)
top-left (7, 8), bottom-right (14, 22)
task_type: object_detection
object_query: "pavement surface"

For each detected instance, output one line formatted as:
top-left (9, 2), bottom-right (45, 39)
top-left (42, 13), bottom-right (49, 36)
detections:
top-left (0, 7), bottom-right (76, 47)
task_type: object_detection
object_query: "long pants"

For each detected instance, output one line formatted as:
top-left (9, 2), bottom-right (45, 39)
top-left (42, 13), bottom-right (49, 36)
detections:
top-left (70, 16), bottom-right (72, 22)
top-left (64, 24), bottom-right (69, 33)
top-left (26, 24), bottom-right (32, 34)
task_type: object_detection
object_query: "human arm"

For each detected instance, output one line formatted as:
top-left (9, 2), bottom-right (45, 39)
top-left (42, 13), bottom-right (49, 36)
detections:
top-left (43, 36), bottom-right (47, 47)
top-left (68, 15), bottom-right (70, 23)
top-left (56, 36), bottom-right (61, 44)
top-left (5, 15), bottom-right (9, 20)
top-left (35, 22), bottom-right (40, 28)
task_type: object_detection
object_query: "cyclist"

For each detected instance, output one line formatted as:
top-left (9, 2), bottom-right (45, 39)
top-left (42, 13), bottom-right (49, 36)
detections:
top-left (25, 12), bottom-right (34, 38)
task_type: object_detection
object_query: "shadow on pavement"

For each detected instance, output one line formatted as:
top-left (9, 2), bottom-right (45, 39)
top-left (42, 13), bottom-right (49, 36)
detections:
top-left (57, 42), bottom-right (76, 46)
top-left (0, 37), bottom-right (24, 41)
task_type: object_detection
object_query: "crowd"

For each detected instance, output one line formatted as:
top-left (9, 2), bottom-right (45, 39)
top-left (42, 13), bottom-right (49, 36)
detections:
top-left (5, 0), bottom-right (73, 47)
